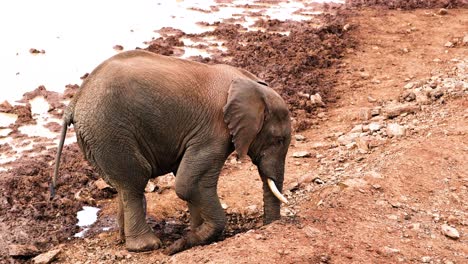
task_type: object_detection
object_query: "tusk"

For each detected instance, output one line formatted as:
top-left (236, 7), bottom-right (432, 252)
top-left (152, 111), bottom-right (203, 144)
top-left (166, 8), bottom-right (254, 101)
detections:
top-left (267, 178), bottom-right (289, 204)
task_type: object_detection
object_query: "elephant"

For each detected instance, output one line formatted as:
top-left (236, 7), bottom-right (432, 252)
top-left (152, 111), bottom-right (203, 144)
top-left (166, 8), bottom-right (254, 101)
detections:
top-left (51, 49), bottom-right (291, 255)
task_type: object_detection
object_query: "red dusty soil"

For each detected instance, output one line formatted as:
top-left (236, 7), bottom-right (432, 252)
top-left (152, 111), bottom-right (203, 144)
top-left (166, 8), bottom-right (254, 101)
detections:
top-left (1, 3), bottom-right (467, 264)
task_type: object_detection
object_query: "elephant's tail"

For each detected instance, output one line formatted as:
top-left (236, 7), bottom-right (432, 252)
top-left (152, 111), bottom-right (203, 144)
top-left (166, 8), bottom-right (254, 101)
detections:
top-left (50, 106), bottom-right (74, 199)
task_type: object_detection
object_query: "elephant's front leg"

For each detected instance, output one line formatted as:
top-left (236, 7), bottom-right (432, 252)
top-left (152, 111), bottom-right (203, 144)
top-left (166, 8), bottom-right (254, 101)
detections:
top-left (165, 147), bottom-right (227, 255)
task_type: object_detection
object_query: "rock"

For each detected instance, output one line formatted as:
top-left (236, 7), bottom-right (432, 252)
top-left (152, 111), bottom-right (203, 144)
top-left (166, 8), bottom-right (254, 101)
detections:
top-left (400, 91), bottom-right (416, 102)
top-left (421, 256), bottom-right (432, 263)
top-left (350, 125), bottom-right (363, 133)
top-left (370, 107), bottom-right (381, 116)
top-left (355, 137), bottom-right (370, 153)
top-left (404, 82), bottom-right (415, 89)
top-left (298, 173), bottom-right (315, 186)
top-left (380, 246), bottom-right (400, 256)
top-left (368, 122), bottom-right (382, 132)
top-left (310, 93), bottom-right (324, 106)
top-left (33, 249), bottom-right (61, 264)
top-left (441, 224), bottom-right (460, 239)
top-left (94, 178), bottom-right (112, 191)
top-left (359, 72), bottom-right (370, 79)
top-left (145, 180), bottom-right (157, 193)
top-left (367, 96), bottom-right (377, 103)
top-left (294, 134), bottom-right (306, 141)
top-left (384, 104), bottom-right (420, 119)
top-left (292, 151), bottom-right (311, 158)
top-left (444, 41), bottom-right (454, 48)
top-left (463, 35), bottom-right (468, 46)
top-left (359, 108), bottom-right (372, 121)
top-left (8, 244), bottom-right (40, 257)
top-left (438, 8), bottom-right (448, 15)
top-left (341, 178), bottom-right (367, 188)
top-left (113, 45), bottom-right (124, 51)
top-left (337, 133), bottom-right (359, 145)
top-left (343, 23), bottom-right (351, 31)
top-left (386, 123), bottom-right (406, 137)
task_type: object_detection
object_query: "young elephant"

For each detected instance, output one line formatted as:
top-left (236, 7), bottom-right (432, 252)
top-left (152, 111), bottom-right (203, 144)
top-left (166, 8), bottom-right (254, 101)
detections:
top-left (51, 50), bottom-right (291, 254)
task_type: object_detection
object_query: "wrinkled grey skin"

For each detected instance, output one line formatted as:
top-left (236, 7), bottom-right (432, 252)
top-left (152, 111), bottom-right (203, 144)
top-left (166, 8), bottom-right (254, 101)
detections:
top-left (52, 50), bottom-right (291, 255)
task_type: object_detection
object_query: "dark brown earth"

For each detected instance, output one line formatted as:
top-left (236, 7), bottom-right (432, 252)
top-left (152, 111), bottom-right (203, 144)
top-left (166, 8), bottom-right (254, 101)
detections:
top-left (0, 1), bottom-right (467, 263)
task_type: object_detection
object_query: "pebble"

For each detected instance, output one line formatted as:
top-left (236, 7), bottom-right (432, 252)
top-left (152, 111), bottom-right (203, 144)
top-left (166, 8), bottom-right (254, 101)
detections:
top-left (463, 34), bottom-right (468, 45)
top-left (145, 181), bottom-right (157, 193)
top-left (94, 179), bottom-right (114, 191)
top-left (33, 249), bottom-right (61, 264)
top-left (359, 108), bottom-right (372, 121)
top-left (404, 82), bottom-right (415, 89)
top-left (294, 134), bottom-right (306, 141)
top-left (441, 224), bottom-right (460, 239)
top-left (8, 244), bottom-right (40, 257)
top-left (292, 151), bottom-right (311, 158)
top-left (444, 41), bottom-right (454, 48)
top-left (380, 246), bottom-right (400, 256)
top-left (384, 104), bottom-right (420, 119)
top-left (438, 8), bottom-right (448, 15)
top-left (421, 256), bottom-right (432, 263)
top-left (368, 122), bottom-right (382, 132)
top-left (386, 123), bottom-right (406, 137)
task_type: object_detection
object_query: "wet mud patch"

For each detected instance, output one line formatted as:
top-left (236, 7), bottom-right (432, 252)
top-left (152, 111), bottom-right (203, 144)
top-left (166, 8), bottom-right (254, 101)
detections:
top-left (0, 144), bottom-right (114, 262)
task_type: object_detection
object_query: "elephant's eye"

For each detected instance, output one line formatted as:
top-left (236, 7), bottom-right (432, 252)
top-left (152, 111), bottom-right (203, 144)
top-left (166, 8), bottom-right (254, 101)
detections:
top-left (274, 137), bottom-right (284, 145)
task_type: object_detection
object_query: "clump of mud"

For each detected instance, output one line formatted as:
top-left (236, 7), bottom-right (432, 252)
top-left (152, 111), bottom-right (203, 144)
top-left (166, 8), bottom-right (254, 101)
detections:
top-left (346, 0), bottom-right (467, 9)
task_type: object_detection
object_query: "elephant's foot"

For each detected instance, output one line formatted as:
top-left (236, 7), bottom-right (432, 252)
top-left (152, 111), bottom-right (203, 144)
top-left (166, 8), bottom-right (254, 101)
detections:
top-left (125, 231), bottom-right (162, 252)
top-left (164, 232), bottom-right (201, 255)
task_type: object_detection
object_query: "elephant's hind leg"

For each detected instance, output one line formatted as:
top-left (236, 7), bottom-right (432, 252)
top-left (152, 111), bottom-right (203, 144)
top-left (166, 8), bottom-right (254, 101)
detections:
top-left (96, 150), bottom-right (161, 252)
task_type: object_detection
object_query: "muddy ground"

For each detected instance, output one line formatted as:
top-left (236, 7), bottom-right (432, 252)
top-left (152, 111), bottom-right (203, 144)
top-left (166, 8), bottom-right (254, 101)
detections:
top-left (1, 2), bottom-right (467, 263)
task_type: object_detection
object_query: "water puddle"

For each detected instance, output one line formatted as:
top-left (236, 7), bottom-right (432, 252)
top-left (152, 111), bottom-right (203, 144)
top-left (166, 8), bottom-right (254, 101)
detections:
top-left (0, 113), bottom-right (18, 127)
top-left (74, 206), bottom-right (100, 238)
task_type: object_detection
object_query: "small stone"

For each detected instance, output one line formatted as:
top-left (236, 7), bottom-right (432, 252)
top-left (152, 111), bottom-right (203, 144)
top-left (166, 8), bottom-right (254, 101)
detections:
top-left (421, 256), bottom-right (432, 263)
top-left (244, 205), bottom-right (259, 216)
top-left (33, 249), bottom-right (61, 264)
top-left (359, 108), bottom-right (372, 121)
top-left (367, 96), bottom-right (377, 103)
top-left (441, 224), bottom-right (460, 239)
top-left (463, 35), bottom-right (468, 46)
top-left (350, 125), bottom-right (363, 133)
top-left (380, 246), bottom-right (400, 256)
top-left (387, 214), bottom-right (398, 220)
top-left (371, 107), bottom-right (381, 116)
top-left (317, 112), bottom-right (326, 118)
top-left (8, 244), bottom-right (40, 257)
top-left (310, 93), bottom-right (324, 106)
top-left (145, 180), bottom-right (157, 193)
top-left (343, 23), bottom-right (351, 31)
top-left (337, 133), bottom-right (359, 145)
top-left (359, 72), bottom-right (370, 79)
top-left (293, 151), bottom-right (311, 158)
top-left (384, 104), bottom-right (419, 119)
top-left (113, 45), bottom-right (124, 51)
top-left (221, 203), bottom-right (228, 209)
top-left (94, 178), bottom-right (112, 190)
top-left (401, 91), bottom-right (416, 102)
top-left (438, 8), bottom-right (448, 15)
top-left (444, 41), bottom-right (454, 48)
top-left (368, 122), bottom-right (382, 132)
top-left (386, 123), bottom-right (406, 137)
top-left (294, 134), bottom-right (306, 141)
top-left (404, 82), bottom-right (415, 89)
top-left (402, 48), bottom-right (409, 53)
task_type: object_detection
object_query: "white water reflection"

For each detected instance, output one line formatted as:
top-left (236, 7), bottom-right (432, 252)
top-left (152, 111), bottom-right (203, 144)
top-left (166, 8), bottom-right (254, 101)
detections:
top-left (74, 206), bottom-right (100, 238)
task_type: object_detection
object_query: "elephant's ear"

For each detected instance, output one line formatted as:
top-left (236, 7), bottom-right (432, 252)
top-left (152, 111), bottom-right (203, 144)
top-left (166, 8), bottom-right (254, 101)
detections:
top-left (223, 78), bottom-right (266, 159)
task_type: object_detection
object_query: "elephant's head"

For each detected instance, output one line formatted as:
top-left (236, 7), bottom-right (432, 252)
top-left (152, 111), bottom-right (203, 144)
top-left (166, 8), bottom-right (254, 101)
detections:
top-left (223, 78), bottom-right (291, 224)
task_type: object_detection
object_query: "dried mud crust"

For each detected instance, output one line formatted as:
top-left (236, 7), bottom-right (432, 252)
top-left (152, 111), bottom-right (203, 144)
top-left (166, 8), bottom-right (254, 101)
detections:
top-left (345, 0), bottom-right (468, 9)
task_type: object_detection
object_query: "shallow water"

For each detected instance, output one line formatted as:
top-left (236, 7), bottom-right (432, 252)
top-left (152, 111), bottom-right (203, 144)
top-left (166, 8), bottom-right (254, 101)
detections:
top-left (74, 206), bottom-right (101, 238)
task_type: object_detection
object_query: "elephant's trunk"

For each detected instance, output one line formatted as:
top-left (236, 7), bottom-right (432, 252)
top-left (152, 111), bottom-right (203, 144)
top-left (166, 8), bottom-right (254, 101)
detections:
top-left (259, 163), bottom-right (286, 224)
